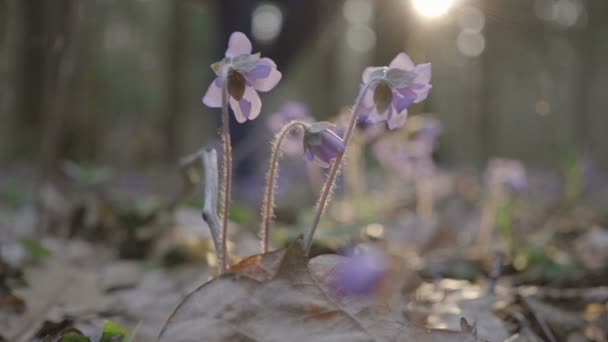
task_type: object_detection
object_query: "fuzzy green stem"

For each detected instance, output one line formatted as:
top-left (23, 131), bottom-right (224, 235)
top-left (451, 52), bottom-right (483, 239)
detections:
top-left (220, 76), bottom-right (232, 273)
top-left (260, 120), bottom-right (308, 253)
top-left (304, 84), bottom-right (371, 253)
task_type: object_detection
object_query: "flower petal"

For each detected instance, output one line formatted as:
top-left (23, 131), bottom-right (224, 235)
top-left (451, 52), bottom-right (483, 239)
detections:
top-left (247, 58), bottom-right (282, 92)
top-left (413, 84), bottom-right (432, 103)
top-left (389, 53), bottom-right (415, 71)
top-left (229, 86), bottom-right (260, 123)
top-left (202, 77), bottom-right (222, 108)
top-left (229, 97), bottom-right (248, 123)
top-left (225, 32), bottom-right (252, 58)
top-left (387, 108), bottom-right (408, 130)
top-left (413, 63), bottom-right (432, 84)
top-left (393, 93), bottom-right (415, 113)
top-left (362, 67), bottom-right (382, 83)
top-left (243, 86), bottom-right (262, 120)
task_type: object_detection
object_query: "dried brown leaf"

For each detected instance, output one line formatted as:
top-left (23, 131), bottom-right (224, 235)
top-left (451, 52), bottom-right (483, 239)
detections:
top-left (160, 242), bottom-right (484, 342)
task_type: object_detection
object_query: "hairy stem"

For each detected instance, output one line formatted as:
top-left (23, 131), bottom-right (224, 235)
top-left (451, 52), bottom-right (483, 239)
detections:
top-left (261, 120), bottom-right (308, 253)
top-left (220, 77), bottom-right (232, 273)
top-left (305, 84), bottom-right (370, 253)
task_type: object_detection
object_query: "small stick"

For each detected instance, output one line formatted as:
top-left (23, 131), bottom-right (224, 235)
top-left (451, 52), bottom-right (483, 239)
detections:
top-left (487, 251), bottom-right (503, 295)
top-left (200, 148), bottom-right (225, 273)
top-left (520, 295), bottom-right (558, 342)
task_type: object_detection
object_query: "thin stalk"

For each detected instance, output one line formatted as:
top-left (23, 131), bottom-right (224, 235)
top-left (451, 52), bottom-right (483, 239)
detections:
top-left (305, 84), bottom-right (370, 253)
top-left (261, 120), bottom-right (308, 253)
top-left (416, 174), bottom-right (434, 221)
top-left (220, 76), bottom-right (232, 273)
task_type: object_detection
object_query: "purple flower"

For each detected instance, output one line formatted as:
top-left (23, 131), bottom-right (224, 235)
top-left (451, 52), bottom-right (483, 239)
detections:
top-left (202, 32), bottom-right (282, 123)
top-left (359, 53), bottom-right (432, 130)
top-left (267, 102), bottom-right (311, 132)
top-left (334, 108), bottom-right (385, 142)
top-left (267, 102), bottom-right (312, 157)
top-left (333, 245), bottom-right (388, 296)
top-left (303, 122), bottom-right (345, 168)
top-left (486, 158), bottom-right (527, 193)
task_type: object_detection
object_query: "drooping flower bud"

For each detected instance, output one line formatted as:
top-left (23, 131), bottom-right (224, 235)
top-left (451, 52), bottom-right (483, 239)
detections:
top-left (303, 122), bottom-right (345, 168)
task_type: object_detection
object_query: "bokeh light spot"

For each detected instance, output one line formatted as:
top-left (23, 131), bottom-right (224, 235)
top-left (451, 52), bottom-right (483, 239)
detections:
top-left (535, 100), bottom-right (551, 116)
top-left (343, 0), bottom-right (373, 25)
top-left (457, 6), bottom-right (485, 32)
top-left (252, 3), bottom-right (283, 43)
top-left (346, 25), bottom-right (376, 53)
top-left (456, 29), bottom-right (485, 57)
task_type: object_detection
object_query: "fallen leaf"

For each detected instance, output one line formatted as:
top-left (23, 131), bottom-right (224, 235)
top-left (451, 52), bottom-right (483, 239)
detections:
top-left (160, 242), bottom-right (486, 341)
top-left (0, 255), bottom-right (112, 342)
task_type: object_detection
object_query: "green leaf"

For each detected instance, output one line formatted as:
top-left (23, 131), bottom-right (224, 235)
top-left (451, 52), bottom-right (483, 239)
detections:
top-left (100, 321), bottom-right (130, 342)
top-left (18, 237), bottom-right (51, 261)
top-left (61, 332), bottom-right (91, 342)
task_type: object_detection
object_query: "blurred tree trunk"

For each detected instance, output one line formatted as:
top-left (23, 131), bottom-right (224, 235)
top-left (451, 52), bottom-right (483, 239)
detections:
top-left (36, 0), bottom-right (80, 181)
top-left (164, 0), bottom-right (187, 161)
top-left (17, 0), bottom-right (46, 157)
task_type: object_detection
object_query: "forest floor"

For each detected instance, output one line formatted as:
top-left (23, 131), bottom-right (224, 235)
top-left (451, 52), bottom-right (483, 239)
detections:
top-left (1, 163), bottom-right (607, 342)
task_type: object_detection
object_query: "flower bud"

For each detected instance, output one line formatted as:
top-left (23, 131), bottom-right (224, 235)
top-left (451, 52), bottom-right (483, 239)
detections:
top-left (303, 122), bottom-right (345, 168)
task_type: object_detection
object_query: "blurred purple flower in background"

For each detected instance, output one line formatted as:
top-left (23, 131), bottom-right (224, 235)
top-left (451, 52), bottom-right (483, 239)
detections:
top-left (486, 158), bottom-right (527, 193)
top-left (333, 245), bottom-right (388, 296)
top-left (202, 32), bottom-right (282, 123)
top-left (359, 53), bottom-right (432, 130)
top-left (267, 102), bottom-right (312, 156)
top-left (334, 108), bottom-right (385, 142)
top-left (303, 122), bottom-right (345, 168)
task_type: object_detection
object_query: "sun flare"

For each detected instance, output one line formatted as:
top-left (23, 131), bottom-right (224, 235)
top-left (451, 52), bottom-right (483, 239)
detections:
top-left (412, 0), bottom-right (455, 18)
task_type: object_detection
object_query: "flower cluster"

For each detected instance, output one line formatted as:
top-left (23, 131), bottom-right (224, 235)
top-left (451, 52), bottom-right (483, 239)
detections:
top-left (200, 31), bottom-right (432, 264)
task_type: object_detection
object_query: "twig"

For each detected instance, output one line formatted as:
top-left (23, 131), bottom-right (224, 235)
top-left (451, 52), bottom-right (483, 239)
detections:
top-left (520, 295), bottom-right (558, 342)
top-left (200, 148), bottom-right (224, 273)
top-left (487, 251), bottom-right (503, 295)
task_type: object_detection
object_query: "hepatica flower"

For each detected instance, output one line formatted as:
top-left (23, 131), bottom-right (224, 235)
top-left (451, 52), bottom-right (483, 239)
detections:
top-left (333, 245), bottom-right (388, 296)
top-left (303, 122), bottom-right (345, 168)
top-left (359, 53), bottom-right (432, 130)
top-left (202, 32), bottom-right (282, 123)
top-left (487, 158), bottom-right (527, 193)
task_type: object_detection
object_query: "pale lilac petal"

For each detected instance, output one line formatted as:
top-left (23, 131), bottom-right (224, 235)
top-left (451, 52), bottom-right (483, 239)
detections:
top-left (202, 77), bottom-right (222, 108)
top-left (229, 97), bottom-right (248, 123)
top-left (393, 93), bottom-right (414, 113)
top-left (413, 84), bottom-right (432, 103)
top-left (243, 86), bottom-right (262, 120)
top-left (396, 86), bottom-right (417, 101)
top-left (361, 84), bottom-right (376, 107)
top-left (229, 86), bottom-right (260, 123)
top-left (387, 108), bottom-right (408, 130)
top-left (225, 32), bottom-right (252, 58)
top-left (247, 58), bottom-right (282, 92)
top-left (413, 63), bottom-right (432, 84)
top-left (362, 67), bottom-right (381, 83)
top-left (389, 53), bottom-right (415, 71)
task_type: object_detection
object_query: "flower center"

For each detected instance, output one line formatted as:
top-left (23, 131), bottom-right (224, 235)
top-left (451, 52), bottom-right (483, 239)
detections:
top-left (227, 69), bottom-right (246, 100)
top-left (373, 81), bottom-right (393, 114)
